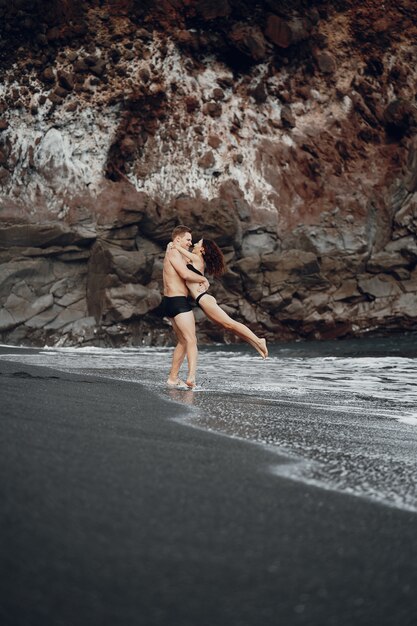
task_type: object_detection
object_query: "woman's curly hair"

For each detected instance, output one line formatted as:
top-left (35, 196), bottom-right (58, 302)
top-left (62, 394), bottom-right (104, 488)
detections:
top-left (202, 239), bottom-right (225, 277)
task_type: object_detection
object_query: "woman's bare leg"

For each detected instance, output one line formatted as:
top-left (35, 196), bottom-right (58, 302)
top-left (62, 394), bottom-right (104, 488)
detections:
top-left (200, 295), bottom-right (268, 358)
top-left (172, 311), bottom-right (198, 387)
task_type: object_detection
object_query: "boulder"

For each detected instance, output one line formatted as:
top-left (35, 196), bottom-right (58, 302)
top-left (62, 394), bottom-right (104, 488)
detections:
top-left (357, 274), bottom-right (402, 298)
top-left (385, 236), bottom-right (417, 261)
top-left (101, 284), bottom-right (161, 323)
top-left (265, 15), bottom-right (309, 48)
top-left (150, 195), bottom-right (242, 249)
top-left (44, 302), bottom-right (87, 330)
top-left (383, 99), bottom-right (417, 139)
top-left (0, 293), bottom-right (53, 331)
top-left (25, 305), bottom-right (63, 329)
top-left (229, 24), bottom-right (267, 61)
top-left (367, 250), bottom-right (408, 273)
top-left (315, 51), bottom-right (337, 74)
top-left (392, 293), bottom-right (417, 317)
top-left (404, 138), bottom-right (417, 193)
top-left (0, 223), bottom-right (96, 248)
top-left (242, 231), bottom-right (277, 257)
top-left (198, 151), bottom-right (215, 169)
top-left (194, 0), bottom-right (231, 20)
top-left (332, 280), bottom-right (361, 301)
top-left (86, 241), bottom-right (157, 323)
top-left (262, 249), bottom-right (320, 274)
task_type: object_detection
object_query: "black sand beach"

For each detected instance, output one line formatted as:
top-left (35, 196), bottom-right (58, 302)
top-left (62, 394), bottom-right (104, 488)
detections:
top-left (1, 356), bottom-right (417, 626)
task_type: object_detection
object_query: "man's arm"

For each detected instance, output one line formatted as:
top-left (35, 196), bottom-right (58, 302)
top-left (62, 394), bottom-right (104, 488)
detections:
top-left (168, 250), bottom-right (209, 288)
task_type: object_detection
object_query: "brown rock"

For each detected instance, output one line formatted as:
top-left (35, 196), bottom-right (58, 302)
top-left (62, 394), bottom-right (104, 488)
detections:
top-left (91, 60), bottom-right (106, 77)
top-left (383, 99), bottom-right (417, 139)
top-left (41, 67), bottom-right (55, 84)
top-left (281, 105), bottom-right (295, 128)
top-left (250, 81), bottom-right (267, 104)
top-left (65, 101), bottom-right (78, 112)
top-left (265, 15), bottom-right (309, 49)
top-left (204, 102), bottom-right (222, 118)
top-left (207, 135), bottom-right (222, 149)
top-left (198, 151), bottom-right (215, 169)
top-left (315, 51), bottom-right (337, 74)
top-left (265, 15), bottom-right (292, 48)
top-left (58, 71), bottom-right (74, 91)
top-left (46, 27), bottom-right (61, 42)
top-left (139, 68), bottom-right (150, 83)
top-left (212, 88), bottom-right (225, 101)
top-left (332, 280), bottom-right (361, 301)
top-left (229, 24), bottom-right (267, 61)
top-left (404, 138), bottom-right (417, 193)
top-left (185, 95), bottom-right (200, 113)
top-left (47, 92), bottom-right (64, 105)
top-left (0, 119), bottom-right (9, 132)
top-left (54, 86), bottom-right (70, 99)
top-left (195, 0), bottom-right (231, 20)
top-left (73, 59), bottom-right (89, 73)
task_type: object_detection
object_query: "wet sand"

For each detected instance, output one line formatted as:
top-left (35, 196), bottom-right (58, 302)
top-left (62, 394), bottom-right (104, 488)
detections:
top-left (1, 357), bottom-right (417, 626)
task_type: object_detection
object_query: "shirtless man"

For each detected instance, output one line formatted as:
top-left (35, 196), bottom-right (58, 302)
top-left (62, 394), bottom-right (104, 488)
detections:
top-left (163, 225), bottom-right (209, 389)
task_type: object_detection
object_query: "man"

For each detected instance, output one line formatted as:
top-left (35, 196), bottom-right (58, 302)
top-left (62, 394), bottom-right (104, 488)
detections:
top-left (162, 225), bottom-right (209, 389)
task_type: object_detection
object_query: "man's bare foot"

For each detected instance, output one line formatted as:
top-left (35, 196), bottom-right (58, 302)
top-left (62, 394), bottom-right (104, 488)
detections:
top-left (186, 376), bottom-right (196, 388)
top-left (167, 377), bottom-right (188, 389)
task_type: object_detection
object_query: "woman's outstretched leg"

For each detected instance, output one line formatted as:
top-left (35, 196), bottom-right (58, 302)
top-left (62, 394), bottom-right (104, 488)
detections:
top-left (200, 295), bottom-right (268, 358)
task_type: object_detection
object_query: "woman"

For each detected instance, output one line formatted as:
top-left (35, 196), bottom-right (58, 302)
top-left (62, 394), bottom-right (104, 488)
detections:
top-left (170, 238), bottom-right (268, 359)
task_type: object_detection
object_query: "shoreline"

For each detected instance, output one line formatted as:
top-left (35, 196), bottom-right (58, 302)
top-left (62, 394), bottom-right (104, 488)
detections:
top-left (1, 356), bottom-right (417, 626)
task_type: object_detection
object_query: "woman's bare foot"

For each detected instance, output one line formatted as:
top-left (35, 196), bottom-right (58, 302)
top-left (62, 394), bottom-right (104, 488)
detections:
top-left (254, 338), bottom-right (268, 359)
top-left (167, 377), bottom-right (188, 389)
top-left (186, 375), bottom-right (196, 388)
top-left (260, 338), bottom-right (268, 358)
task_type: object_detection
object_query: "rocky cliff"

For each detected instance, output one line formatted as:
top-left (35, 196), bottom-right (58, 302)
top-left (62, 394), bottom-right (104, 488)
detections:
top-left (0, 0), bottom-right (416, 347)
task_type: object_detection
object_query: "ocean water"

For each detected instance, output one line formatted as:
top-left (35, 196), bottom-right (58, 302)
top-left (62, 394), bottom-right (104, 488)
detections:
top-left (1, 335), bottom-right (417, 513)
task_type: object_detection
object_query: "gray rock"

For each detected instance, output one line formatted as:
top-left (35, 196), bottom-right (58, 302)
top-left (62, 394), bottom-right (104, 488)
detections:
top-left (385, 236), bottom-right (417, 260)
top-left (0, 293), bottom-right (53, 330)
top-left (393, 293), bottom-right (417, 316)
top-left (358, 274), bottom-right (402, 298)
top-left (102, 284), bottom-right (161, 322)
top-left (241, 232), bottom-right (277, 257)
top-left (0, 223), bottom-right (96, 248)
top-left (238, 298), bottom-right (258, 324)
top-left (367, 250), bottom-right (408, 273)
top-left (25, 305), bottom-right (63, 329)
top-left (44, 306), bottom-right (86, 331)
top-left (56, 289), bottom-right (86, 307)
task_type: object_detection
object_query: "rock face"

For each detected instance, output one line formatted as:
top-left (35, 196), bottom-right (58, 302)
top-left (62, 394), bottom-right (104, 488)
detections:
top-left (0, 0), bottom-right (417, 346)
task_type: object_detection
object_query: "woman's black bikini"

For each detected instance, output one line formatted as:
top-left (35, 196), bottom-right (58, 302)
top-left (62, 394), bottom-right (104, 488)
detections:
top-left (187, 264), bottom-right (210, 307)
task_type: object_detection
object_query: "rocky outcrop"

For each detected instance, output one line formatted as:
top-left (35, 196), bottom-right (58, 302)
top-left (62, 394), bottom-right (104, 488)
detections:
top-left (0, 0), bottom-right (417, 346)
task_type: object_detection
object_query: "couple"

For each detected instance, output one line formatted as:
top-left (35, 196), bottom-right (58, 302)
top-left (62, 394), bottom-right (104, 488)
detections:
top-left (162, 225), bottom-right (268, 389)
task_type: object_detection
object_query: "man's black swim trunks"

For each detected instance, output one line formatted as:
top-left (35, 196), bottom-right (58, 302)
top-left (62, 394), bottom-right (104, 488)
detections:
top-left (162, 296), bottom-right (193, 318)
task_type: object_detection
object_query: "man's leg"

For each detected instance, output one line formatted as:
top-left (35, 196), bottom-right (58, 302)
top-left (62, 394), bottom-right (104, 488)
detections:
top-left (167, 318), bottom-right (187, 385)
top-left (172, 311), bottom-right (198, 387)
